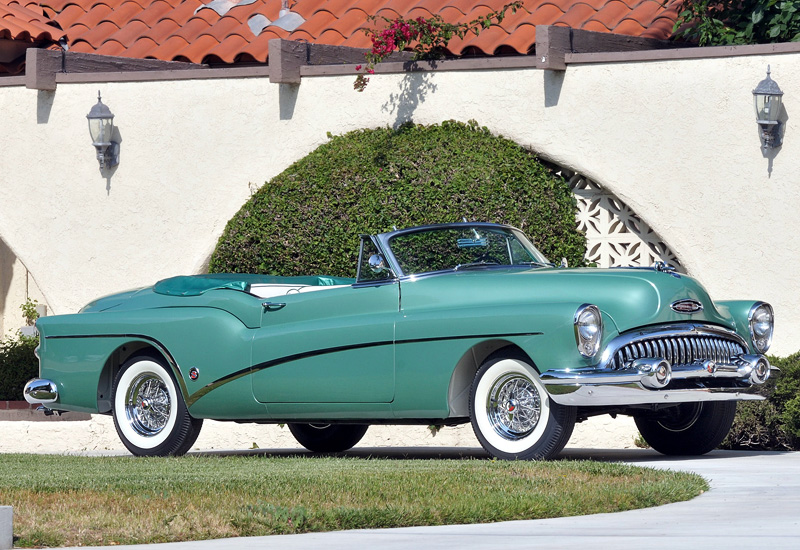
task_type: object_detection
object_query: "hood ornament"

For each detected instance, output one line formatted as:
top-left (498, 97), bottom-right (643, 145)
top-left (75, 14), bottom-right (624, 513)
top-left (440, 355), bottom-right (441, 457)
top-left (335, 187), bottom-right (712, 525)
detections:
top-left (671, 299), bottom-right (703, 314)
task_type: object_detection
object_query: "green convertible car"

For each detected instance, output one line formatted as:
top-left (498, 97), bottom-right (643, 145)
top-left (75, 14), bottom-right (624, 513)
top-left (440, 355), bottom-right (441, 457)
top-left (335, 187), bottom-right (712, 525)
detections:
top-left (25, 222), bottom-right (775, 459)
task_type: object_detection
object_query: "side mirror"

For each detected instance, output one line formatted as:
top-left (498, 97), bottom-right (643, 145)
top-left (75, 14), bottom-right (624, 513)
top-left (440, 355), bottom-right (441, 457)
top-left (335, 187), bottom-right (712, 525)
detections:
top-left (368, 254), bottom-right (389, 274)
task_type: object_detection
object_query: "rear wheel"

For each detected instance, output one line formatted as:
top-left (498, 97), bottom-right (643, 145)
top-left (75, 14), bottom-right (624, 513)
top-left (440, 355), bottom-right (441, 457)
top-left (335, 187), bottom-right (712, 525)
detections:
top-left (634, 401), bottom-right (737, 455)
top-left (112, 354), bottom-right (203, 457)
top-left (470, 352), bottom-right (575, 460)
top-left (288, 423), bottom-right (369, 452)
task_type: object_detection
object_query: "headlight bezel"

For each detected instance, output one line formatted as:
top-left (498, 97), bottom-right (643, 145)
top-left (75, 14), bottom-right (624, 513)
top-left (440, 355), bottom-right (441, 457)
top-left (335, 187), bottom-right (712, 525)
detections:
top-left (748, 302), bottom-right (774, 354)
top-left (574, 304), bottom-right (603, 358)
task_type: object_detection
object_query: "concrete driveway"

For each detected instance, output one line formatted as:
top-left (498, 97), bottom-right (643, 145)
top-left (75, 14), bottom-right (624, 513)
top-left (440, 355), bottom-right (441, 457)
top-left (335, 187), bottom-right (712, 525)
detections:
top-left (61, 448), bottom-right (800, 550)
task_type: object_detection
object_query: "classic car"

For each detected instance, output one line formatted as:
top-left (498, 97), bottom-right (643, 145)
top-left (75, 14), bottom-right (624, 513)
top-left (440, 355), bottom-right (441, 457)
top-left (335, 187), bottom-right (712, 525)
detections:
top-left (25, 222), bottom-right (775, 459)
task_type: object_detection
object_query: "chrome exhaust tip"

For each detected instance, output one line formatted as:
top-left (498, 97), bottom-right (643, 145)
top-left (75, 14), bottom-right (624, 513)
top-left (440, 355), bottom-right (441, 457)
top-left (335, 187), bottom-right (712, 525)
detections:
top-left (633, 359), bottom-right (672, 389)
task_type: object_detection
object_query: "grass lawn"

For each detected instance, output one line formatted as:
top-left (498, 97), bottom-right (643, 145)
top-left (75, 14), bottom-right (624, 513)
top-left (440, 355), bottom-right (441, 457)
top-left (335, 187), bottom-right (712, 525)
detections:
top-left (0, 453), bottom-right (707, 547)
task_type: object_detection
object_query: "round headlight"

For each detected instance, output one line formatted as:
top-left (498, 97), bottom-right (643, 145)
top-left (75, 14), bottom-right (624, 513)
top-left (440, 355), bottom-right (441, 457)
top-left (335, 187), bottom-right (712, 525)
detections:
top-left (574, 304), bottom-right (603, 358)
top-left (749, 302), bottom-right (774, 353)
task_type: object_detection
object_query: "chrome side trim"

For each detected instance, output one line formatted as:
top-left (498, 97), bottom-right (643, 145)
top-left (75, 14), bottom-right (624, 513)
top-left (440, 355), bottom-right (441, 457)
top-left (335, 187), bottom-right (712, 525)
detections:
top-left (24, 378), bottom-right (58, 404)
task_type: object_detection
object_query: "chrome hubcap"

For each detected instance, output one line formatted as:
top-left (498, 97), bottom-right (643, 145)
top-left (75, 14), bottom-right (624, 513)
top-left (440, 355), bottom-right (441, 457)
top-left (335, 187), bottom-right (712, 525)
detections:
top-left (486, 374), bottom-right (541, 440)
top-left (125, 374), bottom-right (171, 437)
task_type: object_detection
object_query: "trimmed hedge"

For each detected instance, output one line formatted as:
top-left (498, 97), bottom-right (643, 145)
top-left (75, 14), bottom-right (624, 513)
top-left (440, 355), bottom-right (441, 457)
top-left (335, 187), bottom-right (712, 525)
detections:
top-left (722, 352), bottom-right (800, 451)
top-left (0, 334), bottom-right (39, 401)
top-left (210, 120), bottom-right (586, 277)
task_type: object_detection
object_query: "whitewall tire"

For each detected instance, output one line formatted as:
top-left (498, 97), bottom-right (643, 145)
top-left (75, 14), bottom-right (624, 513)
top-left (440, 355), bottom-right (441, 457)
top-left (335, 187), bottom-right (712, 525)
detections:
top-left (112, 354), bottom-right (202, 457)
top-left (470, 352), bottom-right (575, 460)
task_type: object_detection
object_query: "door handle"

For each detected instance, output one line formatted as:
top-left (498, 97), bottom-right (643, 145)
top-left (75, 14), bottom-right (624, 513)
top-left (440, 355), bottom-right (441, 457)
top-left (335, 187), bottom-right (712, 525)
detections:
top-left (262, 302), bottom-right (286, 312)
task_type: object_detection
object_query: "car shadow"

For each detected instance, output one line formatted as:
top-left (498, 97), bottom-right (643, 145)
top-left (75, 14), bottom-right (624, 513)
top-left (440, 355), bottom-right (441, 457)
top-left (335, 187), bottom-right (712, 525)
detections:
top-left (186, 446), bottom-right (783, 462)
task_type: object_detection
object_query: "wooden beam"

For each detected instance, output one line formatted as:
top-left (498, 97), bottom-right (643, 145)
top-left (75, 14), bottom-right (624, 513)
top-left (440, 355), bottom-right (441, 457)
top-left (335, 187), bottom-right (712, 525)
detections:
top-left (536, 25), bottom-right (693, 70)
top-left (269, 39), bottom-right (307, 84)
top-left (269, 39), bottom-right (414, 83)
top-left (25, 49), bottom-right (206, 90)
top-left (25, 49), bottom-right (61, 90)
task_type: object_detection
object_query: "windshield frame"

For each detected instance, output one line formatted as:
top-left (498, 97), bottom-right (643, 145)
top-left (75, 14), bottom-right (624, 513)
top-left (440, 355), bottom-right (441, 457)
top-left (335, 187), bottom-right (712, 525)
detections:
top-left (375, 223), bottom-right (551, 278)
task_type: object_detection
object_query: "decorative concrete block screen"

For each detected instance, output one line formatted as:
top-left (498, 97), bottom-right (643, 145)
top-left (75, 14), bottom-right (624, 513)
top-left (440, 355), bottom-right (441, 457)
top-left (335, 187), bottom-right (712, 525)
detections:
top-left (565, 171), bottom-right (683, 270)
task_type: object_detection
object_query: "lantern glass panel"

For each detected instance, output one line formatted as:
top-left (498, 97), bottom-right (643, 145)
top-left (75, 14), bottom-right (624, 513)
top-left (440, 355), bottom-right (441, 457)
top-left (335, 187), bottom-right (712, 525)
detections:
top-left (754, 93), bottom-right (782, 124)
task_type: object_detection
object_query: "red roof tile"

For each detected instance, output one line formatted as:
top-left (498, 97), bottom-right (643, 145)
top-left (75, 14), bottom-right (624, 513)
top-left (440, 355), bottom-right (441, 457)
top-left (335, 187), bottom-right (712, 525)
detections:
top-left (1, 0), bottom-right (682, 70)
top-left (1, 0), bottom-right (65, 42)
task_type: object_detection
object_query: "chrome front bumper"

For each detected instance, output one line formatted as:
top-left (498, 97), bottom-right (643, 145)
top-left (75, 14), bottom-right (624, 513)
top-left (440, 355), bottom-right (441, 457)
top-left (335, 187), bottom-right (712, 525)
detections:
top-left (542, 355), bottom-right (773, 406)
top-left (541, 323), bottom-right (775, 406)
top-left (23, 378), bottom-right (59, 405)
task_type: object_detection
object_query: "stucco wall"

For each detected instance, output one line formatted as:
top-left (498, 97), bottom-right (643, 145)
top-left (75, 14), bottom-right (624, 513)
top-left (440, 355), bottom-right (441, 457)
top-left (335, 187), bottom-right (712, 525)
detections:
top-left (0, 51), bottom-right (797, 354)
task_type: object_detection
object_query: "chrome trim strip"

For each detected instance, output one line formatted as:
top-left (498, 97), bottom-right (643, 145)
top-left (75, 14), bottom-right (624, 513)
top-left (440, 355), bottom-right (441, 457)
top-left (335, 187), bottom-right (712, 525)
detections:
top-left (548, 385), bottom-right (767, 406)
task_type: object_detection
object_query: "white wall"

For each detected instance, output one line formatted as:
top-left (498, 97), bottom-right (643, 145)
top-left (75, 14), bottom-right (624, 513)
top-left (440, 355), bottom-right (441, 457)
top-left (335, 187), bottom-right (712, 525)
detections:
top-left (1, 52), bottom-right (797, 354)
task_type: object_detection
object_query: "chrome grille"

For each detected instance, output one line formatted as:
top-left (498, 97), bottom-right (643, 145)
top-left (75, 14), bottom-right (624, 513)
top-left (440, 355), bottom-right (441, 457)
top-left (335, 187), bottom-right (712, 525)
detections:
top-left (613, 335), bottom-right (746, 369)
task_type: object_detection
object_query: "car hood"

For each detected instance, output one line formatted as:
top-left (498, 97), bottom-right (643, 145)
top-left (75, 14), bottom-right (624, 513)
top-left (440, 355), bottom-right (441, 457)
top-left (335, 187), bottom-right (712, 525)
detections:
top-left (428, 267), bottom-right (734, 333)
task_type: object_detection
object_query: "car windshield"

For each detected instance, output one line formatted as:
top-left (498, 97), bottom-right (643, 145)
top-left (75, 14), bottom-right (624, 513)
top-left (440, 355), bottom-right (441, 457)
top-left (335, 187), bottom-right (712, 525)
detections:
top-left (387, 225), bottom-right (551, 276)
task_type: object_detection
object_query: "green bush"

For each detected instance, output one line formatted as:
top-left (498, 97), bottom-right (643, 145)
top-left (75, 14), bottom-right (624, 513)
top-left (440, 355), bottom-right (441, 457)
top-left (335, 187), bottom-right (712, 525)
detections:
top-left (722, 352), bottom-right (800, 451)
top-left (0, 333), bottom-right (39, 401)
top-left (210, 120), bottom-right (586, 277)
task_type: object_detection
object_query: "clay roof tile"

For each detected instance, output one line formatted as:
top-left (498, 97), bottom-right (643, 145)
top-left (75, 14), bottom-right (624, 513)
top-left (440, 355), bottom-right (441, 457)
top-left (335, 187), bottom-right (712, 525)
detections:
top-left (172, 16), bottom-right (211, 40)
top-left (0, 0), bottom-right (681, 71)
top-left (553, 4), bottom-right (599, 28)
top-left (74, 20), bottom-right (120, 48)
top-left (70, 3), bottom-right (114, 29)
top-left (104, 19), bottom-right (149, 47)
top-left (586, 0), bottom-right (631, 31)
top-left (130, 0), bottom-right (174, 26)
top-left (94, 38), bottom-right (128, 56)
top-left (106, 1), bottom-right (145, 27)
top-left (146, 33), bottom-right (189, 59)
top-left (118, 35), bottom-right (159, 58)
top-left (49, 3), bottom-right (86, 28)
top-left (611, 17), bottom-right (646, 35)
top-left (205, 32), bottom-right (248, 61)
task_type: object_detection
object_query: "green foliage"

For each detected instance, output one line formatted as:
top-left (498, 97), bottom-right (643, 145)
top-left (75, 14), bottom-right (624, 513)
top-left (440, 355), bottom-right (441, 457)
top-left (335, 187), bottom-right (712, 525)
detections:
top-left (20, 298), bottom-right (39, 326)
top-left (210, 121), bottom-right (586, 277)
top-left (722, 351), bottom-right (800, 450)
top-left (0, 333), bottom-right (39, 400)
top-left (673, 0), bottom-right (800, 45)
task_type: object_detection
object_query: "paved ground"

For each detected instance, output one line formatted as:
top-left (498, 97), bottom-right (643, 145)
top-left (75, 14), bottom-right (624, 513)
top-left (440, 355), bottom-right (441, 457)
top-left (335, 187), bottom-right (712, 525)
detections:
top-left (60, 448), bottom-right (800, 550)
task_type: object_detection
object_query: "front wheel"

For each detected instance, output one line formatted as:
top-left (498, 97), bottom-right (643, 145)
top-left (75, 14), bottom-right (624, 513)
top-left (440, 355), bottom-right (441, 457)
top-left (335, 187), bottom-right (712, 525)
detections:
top-left (288, 423), bottom-right (368, 452)
top-left (112, 354), bottom-right (203, 457)
top-left (470, 353), bottom-right (575, 460)
top-left (634, 401), bottom-right (737, 455)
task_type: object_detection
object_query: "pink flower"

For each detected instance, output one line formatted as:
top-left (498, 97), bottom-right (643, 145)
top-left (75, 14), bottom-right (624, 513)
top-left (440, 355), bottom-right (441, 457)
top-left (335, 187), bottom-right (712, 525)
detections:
top-left (355, 65), bottom-right (362, 70)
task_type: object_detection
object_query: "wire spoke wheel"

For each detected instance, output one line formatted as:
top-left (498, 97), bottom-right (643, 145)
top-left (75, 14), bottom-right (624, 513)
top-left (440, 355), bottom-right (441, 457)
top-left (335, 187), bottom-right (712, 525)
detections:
top-left (125, 374), bottom-right (172, 436)
top-left (487, 374), bottom-right (542, 440)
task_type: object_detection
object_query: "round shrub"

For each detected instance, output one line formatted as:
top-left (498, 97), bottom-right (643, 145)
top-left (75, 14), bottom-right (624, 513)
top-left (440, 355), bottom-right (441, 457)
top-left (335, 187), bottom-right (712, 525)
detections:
top-left (210, 120), bottom-right (586, 277)
top-left (0, 334), bottom-right (39, 401)
top-left (722, 352), bottom-right (800, 451)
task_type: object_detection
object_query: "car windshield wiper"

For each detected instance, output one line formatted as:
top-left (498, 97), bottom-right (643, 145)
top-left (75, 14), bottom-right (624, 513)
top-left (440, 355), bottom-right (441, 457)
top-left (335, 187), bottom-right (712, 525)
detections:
top-left (454, 261), bottom-right (501, 271)
top-left (515, 261), bottom-right (555, 268)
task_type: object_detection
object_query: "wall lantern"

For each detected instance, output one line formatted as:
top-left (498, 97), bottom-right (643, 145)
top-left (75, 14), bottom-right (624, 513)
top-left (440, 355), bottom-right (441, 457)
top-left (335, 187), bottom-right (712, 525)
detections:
top-left (753, 66), bottom-right (784, 151)
top-left (86, 91), bottom-right (119, 169)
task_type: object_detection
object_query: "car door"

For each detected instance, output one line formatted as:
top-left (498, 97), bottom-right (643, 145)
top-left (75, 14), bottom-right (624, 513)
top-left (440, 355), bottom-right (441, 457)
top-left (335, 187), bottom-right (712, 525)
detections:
top-left (250, 280), bottom-right (398, 405)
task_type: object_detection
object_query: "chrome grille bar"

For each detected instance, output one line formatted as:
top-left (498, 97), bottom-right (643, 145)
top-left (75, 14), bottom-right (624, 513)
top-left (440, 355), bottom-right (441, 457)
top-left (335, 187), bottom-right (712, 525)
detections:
top-left (613, 334), bottom-right (747, 369)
